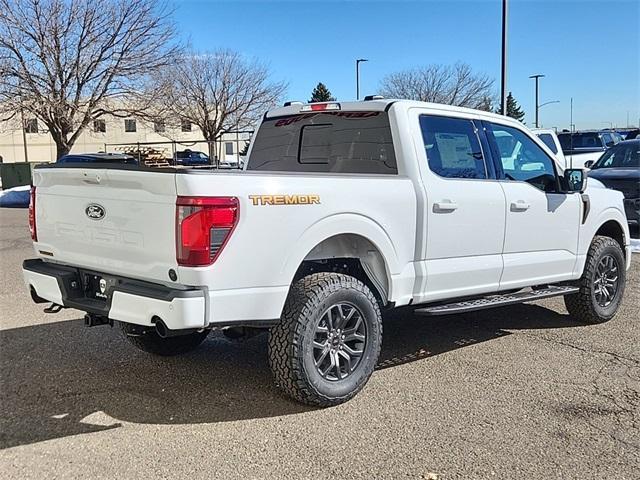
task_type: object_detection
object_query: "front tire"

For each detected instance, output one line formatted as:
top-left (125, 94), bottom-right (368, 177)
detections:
top-left (564, 235), bottom-right (626, 324)
top-left (120, 323), bottom-right (210, 356)
top-left (268, 273), bottom-right (383, 407)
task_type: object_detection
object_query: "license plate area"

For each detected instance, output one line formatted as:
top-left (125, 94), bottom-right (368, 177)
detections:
top-left (81, 272), bottom-right (117, 302)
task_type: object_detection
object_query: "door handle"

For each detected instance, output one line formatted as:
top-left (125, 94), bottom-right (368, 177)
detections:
top-left (510, 200), bottom-right (530, 212)
top-left (433, 200), bottom-right (458, 213)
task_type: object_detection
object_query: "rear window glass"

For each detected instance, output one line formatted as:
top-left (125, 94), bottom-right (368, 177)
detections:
top-left (247, 111), bottom-right (397, 174)
top-left (537, 133), bottom-right (558, 154)
top-left (558, 132), bottom-right (602, 150)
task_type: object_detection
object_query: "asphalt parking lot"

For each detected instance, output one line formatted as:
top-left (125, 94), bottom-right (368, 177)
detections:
top-left (1, 207), bottom-right (638, 479)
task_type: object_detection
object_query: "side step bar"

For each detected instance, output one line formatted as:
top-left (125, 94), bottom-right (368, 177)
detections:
top-left (415, 285), bottom-right (579, 316)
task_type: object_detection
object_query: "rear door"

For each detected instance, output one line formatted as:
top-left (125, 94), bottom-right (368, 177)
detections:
top-left (484, 122), bottom-right (581, 289)
top-left (33, 166), bottom-right (179, 284)
top-left (411, 112), bottom-right (506, 302)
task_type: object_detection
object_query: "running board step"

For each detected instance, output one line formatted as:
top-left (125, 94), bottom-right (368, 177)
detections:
top-left (415, 285), bottom-right (579, 316)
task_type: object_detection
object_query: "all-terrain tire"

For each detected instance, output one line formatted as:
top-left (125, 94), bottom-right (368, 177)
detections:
top-left (120, 323), bottom-right (210, 356)
top-left (564, 235), bottom-right (626, 324)
top-left (268, 273), bottom-right (382, 407)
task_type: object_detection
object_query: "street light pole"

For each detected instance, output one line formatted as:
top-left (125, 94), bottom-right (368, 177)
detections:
top-left (529, 74), bottom-right (545, 128)
top-left (20, 107), bottom-right (29, 163)
top-left (356, 58), bottom-right (368, 100)
top-left (500, 0), bottom-right (508, 115)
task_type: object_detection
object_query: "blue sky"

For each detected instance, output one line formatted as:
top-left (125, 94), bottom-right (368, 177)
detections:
top-left (174, 0), bottom-right (639, 130)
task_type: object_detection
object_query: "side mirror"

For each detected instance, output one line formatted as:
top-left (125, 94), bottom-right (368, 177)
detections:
top-left (584, 160), bottom-right (595, 168)
top-left (564, 168), bottom-right (586, 193)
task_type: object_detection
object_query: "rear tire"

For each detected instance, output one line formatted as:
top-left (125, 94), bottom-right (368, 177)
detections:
top-left (268, 273), bottom-right (382, 407)
top-left (120, 323), bottom-right (210, 356)
top-left (564, 235), bottom-right (626, 324)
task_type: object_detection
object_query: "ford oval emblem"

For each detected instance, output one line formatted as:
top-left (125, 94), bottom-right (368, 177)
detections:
top-left (85, 203), bottom-right (106, 220)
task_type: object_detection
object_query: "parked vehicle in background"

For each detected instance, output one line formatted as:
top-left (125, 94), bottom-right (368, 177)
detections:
top-left (587, 139), bottom-right (640, 227)
top-left (57, 153), bottom-right (137, 165)
top-left (533, 129), bottom-right (566, 167)
top-left (23, 99), bottom-right (631, 407)
top-left (173, 149), bottom-right (210, 166)
top-left (557, 130), bottom-right (622, 167)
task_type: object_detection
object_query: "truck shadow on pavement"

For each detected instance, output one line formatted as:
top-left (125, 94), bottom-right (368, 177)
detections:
top-left (0, 303), bottom-right (580, 449)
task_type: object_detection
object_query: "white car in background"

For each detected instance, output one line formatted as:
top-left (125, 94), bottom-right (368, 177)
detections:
top-left (533, 129), bottom-right (567, 167)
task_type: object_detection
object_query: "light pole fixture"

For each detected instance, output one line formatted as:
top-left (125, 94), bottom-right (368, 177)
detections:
top-left (529, 74), bottom-right (545, 128)
top-left (539, 100), bottom-right (560, 109)
top-left (356, 58), bottom-right (368, 100)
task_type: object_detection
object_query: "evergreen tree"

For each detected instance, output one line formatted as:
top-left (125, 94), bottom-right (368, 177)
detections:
top-left (309, 82), bottom-right (336, 102)
top-left (496, 92), bottom-right (525, 122)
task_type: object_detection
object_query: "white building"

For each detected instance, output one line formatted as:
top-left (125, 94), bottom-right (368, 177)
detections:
top-left (0, 114), bottom-right (252, 164)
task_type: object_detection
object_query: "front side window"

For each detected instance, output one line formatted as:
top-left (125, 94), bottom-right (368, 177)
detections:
top-left (419, 115), bottom-right (486, 179)
top-left (248, 111), bottom-right (397, 174)
top-left (124, 119), bottom-right (136, 133)
top-left (489, 123), bottom-right (557, 192)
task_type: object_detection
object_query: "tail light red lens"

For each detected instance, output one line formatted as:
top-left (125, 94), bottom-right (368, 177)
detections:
top-left (28, 186), bottom-right (37, 241)
top-left (176, 196), bottom-right (239, 267)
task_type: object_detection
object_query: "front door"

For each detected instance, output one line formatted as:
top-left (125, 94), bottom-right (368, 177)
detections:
top-left (485, 121), bottom-right (581, 289)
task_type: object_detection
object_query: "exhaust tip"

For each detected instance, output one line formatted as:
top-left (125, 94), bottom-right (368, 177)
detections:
top-left (154, 318), bottom-right (169, 338)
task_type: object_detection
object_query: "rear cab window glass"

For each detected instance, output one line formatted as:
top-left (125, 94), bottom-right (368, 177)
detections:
top-left (558, 132), bottom-right (603, 151)
top-left (537, 133), bottom-right (558, 154)
top-left (247, 111), bottom-right (397, 174)
top-left (418, 115), bottom-right (487, 179)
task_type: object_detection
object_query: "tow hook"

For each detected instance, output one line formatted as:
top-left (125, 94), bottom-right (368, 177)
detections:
top-left (84, 313), bottom-right (112, 327)
top-left (43, 303), bottom-right (63, 314)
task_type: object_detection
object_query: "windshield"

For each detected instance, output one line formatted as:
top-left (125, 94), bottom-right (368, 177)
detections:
top-left (592, 142), bottom-right (640, 169)
top-left (558, 132), bottom-right (602, 150)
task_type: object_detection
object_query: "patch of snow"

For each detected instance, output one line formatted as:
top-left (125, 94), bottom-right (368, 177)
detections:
top-left (630, 239), bottom-right (640, 254)
top-left (0, 184), bottom-right (30, 197)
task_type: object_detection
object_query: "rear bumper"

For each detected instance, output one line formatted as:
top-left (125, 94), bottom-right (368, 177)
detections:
top-left (22, 259), bottom-right (206, 330)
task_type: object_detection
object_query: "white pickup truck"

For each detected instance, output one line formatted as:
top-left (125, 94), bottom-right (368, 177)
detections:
top-left (23, 99), bottom-right (631, 406)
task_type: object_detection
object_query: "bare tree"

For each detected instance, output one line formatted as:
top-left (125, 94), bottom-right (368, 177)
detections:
top-left (147, 50), bottom-right (286, 162)
top-left (0, 0), bottom-right (179, 159)
top-left (379, 63), bottom-right (495, 110)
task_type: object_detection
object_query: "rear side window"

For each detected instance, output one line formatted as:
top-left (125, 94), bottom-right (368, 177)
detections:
top-left (419, 115), bottom-right (487, 179)
top-left (247, 111), bottom-right (397, 174)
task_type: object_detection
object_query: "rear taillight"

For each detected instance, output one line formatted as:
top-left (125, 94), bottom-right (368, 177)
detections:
top-left (176, 196), bottom-right (239, 267)
top-left (28, 186), bottom-right (37, 241)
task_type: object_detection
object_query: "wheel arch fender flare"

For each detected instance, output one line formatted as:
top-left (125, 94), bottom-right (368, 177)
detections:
top-left (280, 213), bottom-right (400, 299)
top-left (575, 207), bottom-right (630, 275)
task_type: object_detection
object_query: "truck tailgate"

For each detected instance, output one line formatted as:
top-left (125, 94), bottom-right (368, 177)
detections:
top-left (32, 167), bottom-right (178, 284)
